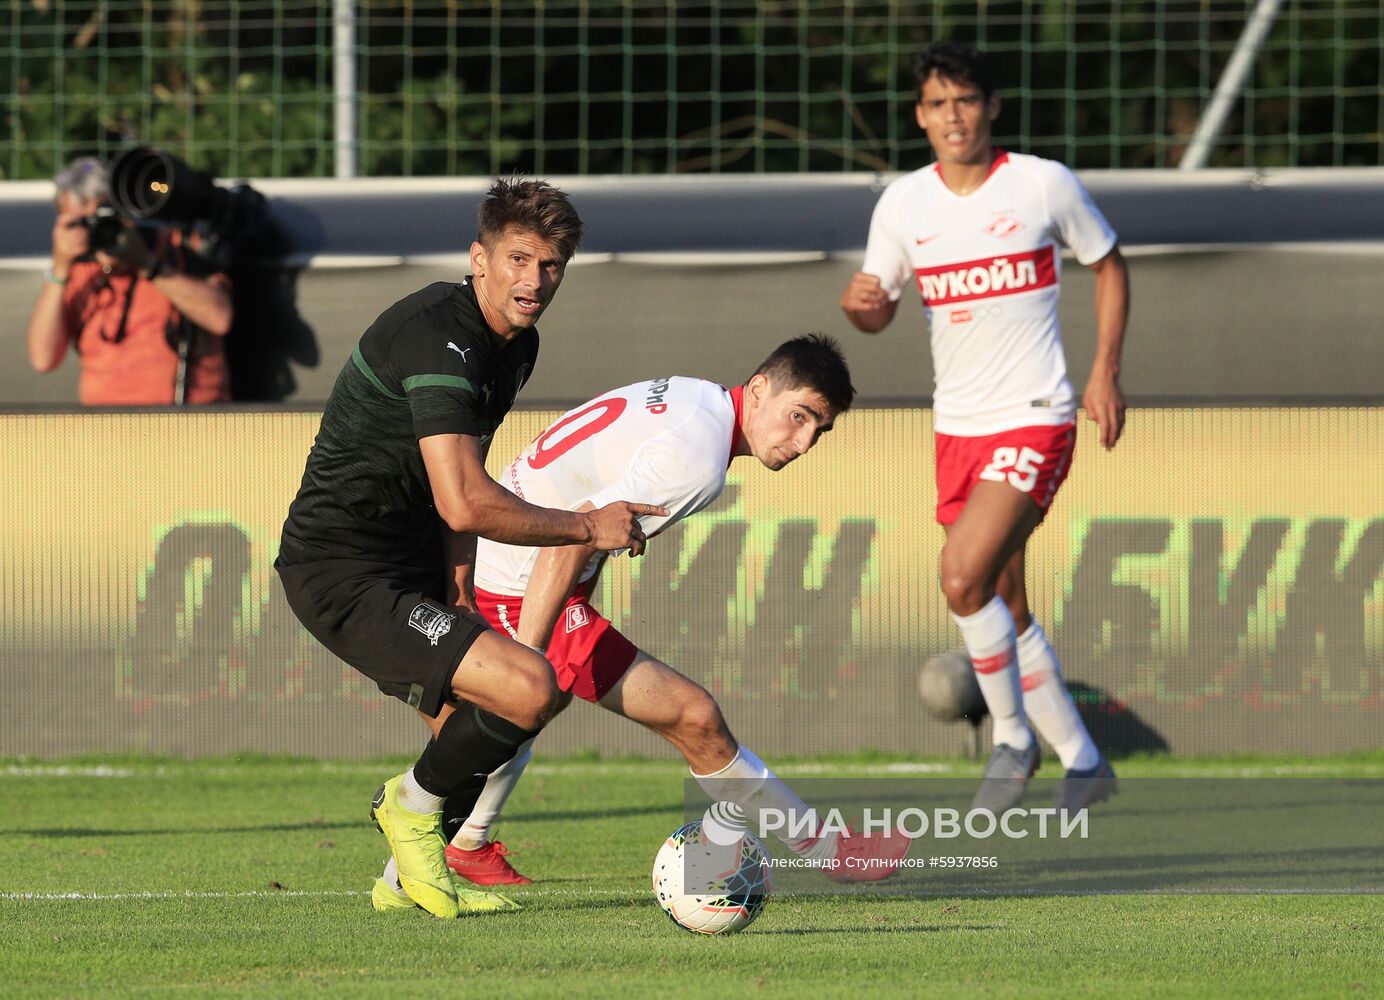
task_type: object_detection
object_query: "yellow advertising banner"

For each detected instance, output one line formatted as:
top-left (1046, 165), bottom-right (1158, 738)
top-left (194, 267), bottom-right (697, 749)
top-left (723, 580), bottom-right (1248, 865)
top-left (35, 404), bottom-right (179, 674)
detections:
top-left (1, 407), bottom-right (1379, 757)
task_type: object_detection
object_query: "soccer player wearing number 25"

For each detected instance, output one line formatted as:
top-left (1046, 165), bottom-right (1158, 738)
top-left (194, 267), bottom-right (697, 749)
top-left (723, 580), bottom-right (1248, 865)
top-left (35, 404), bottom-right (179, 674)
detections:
top-left (276, 179), bottom-right (665, 920)
top-left (370, 336), bottom-right (911, 901)
top-left (840, 42), bottom-right (1130, 814)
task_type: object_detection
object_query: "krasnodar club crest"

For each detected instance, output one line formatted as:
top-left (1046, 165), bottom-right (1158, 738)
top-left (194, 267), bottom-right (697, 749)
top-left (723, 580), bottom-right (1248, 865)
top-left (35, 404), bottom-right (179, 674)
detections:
top-left (408, 603), bottom-right (456, 646)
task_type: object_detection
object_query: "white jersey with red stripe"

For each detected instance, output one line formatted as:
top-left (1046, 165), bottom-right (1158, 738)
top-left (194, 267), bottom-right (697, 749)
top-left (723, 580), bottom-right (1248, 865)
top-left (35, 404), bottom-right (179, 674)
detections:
top-left (861, 151), bottom-right (1117, 436)
top-left (474, 376), bottom-right (741, 596)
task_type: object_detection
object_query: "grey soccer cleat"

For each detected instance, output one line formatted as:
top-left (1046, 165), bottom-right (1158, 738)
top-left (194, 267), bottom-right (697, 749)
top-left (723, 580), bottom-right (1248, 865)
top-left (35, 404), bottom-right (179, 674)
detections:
top-left (970, 741), bottom-right (1040, 815)
top-left (1055, 757), bottom-right (1118, 813)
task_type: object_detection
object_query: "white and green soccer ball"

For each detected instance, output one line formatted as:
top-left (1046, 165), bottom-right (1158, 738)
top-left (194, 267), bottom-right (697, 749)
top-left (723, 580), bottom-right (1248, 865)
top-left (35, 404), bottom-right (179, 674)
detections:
top-left (651, 819), bottom-right (771, 935)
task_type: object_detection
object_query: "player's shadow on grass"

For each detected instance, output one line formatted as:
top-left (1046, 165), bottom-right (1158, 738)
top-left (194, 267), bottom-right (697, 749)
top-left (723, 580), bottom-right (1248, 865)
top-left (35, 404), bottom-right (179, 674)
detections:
top-left (1089, 794), bottom-right (1378, 821)
top-left (516, 895), bottom-right (1009, 930)
top-left (1068, 683), bottom-right (1169, 756)
top-left (8, 820), bottom-right (362, 839)
top-left (503, 802), bottom-right (683, 824)
top-left (520, 895), bottom-right (653, 913)
top-left (753, 923), bottom-right (1004, 936)
top-left (516, 875), bottom-right (635, 887)
top-left (882, 843), bottom-right (1384, 894)
top-left (10, 798), bottom-right (687, 839)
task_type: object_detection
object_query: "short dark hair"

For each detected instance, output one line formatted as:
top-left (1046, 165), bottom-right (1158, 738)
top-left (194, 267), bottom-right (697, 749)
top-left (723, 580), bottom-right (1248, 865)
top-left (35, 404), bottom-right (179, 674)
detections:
top-left (751, 334), bottom-right (856, 414)
top-left (912, 41), bottom-right (995, 100)
top-left (477, 177), bottom-right (584, 262)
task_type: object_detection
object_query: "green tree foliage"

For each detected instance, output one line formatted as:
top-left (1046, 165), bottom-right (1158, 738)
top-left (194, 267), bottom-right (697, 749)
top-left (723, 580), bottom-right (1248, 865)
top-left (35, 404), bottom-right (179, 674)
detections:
top-left (2, 1), bottom-right (1379, 179)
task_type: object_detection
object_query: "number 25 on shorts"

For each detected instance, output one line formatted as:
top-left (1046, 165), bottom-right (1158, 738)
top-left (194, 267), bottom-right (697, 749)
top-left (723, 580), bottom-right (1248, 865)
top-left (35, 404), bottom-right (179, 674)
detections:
top-left (979, 446), bottom-right (1045, 492)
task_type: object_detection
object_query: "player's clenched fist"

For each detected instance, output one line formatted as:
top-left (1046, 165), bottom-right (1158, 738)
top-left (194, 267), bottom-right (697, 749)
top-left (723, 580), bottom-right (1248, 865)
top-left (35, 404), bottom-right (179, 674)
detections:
top-left (838, 271), bottom-right (898, 333)
top-left (584, 501), bottom-right (668, 556)
top-left (838, 271), bottom-right (889, 312)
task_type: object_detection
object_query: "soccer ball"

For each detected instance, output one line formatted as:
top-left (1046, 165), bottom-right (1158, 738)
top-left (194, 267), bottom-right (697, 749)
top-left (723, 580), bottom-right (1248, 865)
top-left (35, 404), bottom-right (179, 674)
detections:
top-left (917, 648), bottom-right (988, 721)
top-left (651, 820), bottom-right (771, 935)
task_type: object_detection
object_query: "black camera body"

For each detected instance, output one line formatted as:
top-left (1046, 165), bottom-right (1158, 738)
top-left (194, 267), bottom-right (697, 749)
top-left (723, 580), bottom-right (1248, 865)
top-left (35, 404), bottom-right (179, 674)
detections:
top-left (77, 205), bottom-right (144, 257)
top-left (79, 147), bottom-right (270, 271)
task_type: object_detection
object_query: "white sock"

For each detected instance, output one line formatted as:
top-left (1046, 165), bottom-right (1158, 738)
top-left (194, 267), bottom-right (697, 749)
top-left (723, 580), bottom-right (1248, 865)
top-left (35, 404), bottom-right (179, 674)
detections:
top-left (381, 857), bottom-right (408, 897)
top-left (693, 746), bottom-right (838, 862)
top-left (952, 595), bottom-right (1032, 750)
top-left (396, 767), bottom-right (446, 814)
top-left (1017, 621), bottom-right (1101, 770)
top-left (450, 737), bottom-right (537, 850)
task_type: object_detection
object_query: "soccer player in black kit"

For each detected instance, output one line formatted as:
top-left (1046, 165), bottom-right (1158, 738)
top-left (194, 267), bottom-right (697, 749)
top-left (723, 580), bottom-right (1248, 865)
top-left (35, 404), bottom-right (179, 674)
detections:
top-left (276, 179), bottom-right (665, 918)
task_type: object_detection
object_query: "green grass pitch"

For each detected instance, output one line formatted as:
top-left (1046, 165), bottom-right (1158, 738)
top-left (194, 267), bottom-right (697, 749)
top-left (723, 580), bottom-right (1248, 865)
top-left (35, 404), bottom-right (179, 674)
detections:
top-left (2, 753), bottom-right (1381, 998)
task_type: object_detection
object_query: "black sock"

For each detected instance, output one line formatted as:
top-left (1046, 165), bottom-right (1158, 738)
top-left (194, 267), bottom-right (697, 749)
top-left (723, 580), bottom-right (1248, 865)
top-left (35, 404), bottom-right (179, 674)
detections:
top-left (412, 704), bottom-right (539, 799)
top-left (441, 777), bottom-right (488, 842)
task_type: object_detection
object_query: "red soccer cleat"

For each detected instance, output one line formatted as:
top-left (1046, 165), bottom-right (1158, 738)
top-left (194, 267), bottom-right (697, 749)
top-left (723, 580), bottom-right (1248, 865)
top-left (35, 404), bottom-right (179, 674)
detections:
top-left (827, 827), bottom-right (913, 883)
top-left (445, 840), bottom-right (533, 886)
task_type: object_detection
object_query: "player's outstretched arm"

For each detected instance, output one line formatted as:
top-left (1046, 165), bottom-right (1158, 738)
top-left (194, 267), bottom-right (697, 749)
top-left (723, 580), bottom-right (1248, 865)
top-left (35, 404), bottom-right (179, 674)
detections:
top-left (1082, 246), bottom-right (1130, 450)
top-left (421, 433), bottom-right (668, 552)
top-left (839, 271), bottom-right (899, 333)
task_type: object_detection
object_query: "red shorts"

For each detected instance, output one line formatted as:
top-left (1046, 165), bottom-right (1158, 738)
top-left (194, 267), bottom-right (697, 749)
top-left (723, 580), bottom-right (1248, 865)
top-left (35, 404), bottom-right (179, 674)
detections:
top-left (474, 583), bottom-right (639, 703)
top-left (934, 422), bottom-right (1077, 526)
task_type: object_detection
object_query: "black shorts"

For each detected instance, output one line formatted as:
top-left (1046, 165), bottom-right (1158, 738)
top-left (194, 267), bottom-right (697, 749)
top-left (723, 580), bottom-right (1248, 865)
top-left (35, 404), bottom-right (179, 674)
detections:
top-left (276, 557), bottom-right (487, 718)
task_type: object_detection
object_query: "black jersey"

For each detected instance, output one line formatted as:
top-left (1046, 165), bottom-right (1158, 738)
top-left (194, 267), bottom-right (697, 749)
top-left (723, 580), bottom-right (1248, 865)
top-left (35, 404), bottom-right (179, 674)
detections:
top-left (277, 278), bottom-right (538, 570)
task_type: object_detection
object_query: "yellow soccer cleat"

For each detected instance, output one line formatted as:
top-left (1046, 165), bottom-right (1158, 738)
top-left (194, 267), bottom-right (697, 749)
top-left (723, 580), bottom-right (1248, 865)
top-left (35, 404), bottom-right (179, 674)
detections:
top-left (370, 865), bottom-right (522, 915)
top-left (369, 775), bottom-right (458, 919)
top-left (370, 876), bottom-right (419, 913)
top-left (452, 875), bottom-right (523, 915)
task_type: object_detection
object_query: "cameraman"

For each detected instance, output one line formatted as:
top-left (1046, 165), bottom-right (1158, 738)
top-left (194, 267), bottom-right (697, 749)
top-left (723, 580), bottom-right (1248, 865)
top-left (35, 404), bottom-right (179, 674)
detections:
top-left (26, 156), bottom-right (234, 405)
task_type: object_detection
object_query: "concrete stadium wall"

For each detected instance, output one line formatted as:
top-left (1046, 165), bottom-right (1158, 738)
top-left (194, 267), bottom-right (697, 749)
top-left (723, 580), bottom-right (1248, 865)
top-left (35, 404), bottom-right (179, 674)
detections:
top-left (2, 169), bottom-right (1382, 408)
top-left (2, 247), bottom-right (1382, 408)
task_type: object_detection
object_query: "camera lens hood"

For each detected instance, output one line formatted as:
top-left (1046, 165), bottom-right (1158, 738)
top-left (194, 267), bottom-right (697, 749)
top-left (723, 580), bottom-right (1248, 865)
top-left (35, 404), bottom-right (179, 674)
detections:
top-left (108, 146), bottom-right (218, 222)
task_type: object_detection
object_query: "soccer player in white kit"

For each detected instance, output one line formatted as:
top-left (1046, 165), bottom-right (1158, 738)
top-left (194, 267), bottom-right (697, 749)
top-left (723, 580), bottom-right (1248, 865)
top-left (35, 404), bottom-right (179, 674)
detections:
top-left (372, 336), bottom-right (910, 900)
top-left (839, 41), bottom-right (1130, 814)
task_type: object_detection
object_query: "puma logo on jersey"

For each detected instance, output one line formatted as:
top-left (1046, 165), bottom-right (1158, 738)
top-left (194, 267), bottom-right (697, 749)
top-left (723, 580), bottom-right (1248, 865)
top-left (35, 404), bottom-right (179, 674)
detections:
top-left (446, 342), bottom-right (470, 361)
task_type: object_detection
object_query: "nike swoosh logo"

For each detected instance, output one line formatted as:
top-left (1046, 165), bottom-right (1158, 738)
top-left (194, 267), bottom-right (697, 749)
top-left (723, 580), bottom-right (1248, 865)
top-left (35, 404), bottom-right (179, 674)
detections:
top-left (915, 233), bottom-right (942, 245)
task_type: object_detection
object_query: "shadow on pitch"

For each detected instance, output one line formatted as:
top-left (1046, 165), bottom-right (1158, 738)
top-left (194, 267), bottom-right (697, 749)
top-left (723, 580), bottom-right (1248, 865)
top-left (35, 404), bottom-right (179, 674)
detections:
top-left (8, 798), bottom-right (687, 839)
top-left (874, 843), bottom-right (1384, 895)
top-left (753, 923), bottom-right (1003, 936)
top-left (7, 820), bottom-right (362, 839)
top-left (516, 895), bottom-right (650, 914)
top-left (503, 802), bottom-right (683, 824)
top-left (1068, 683), bottom-right (1170, 756)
